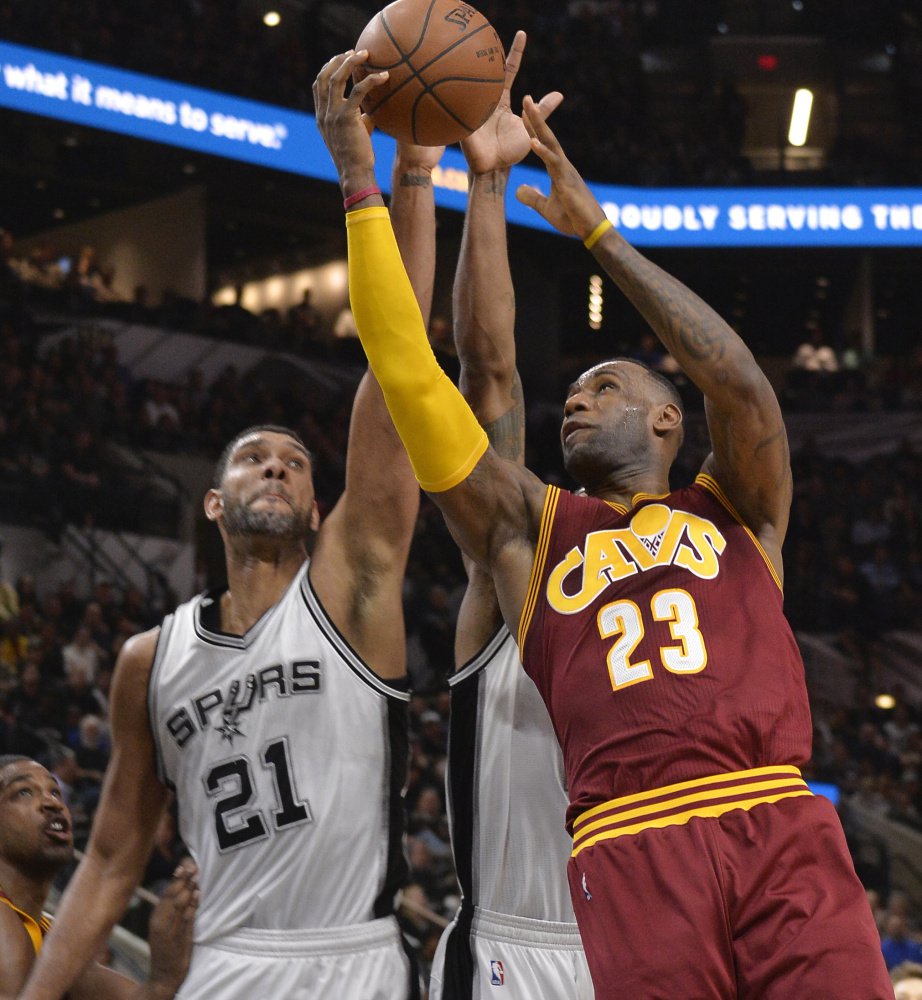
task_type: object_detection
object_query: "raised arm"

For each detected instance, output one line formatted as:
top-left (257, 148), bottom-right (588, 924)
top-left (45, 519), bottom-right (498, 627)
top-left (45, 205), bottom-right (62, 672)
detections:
top-left (453, 32), bottom-right (562, 660)
top-left (18, 632), bottom-right (170, 1000)
top-left (309, 134), bottom-right (441, 681)
top-left (390, 140), bottom-right (444, 327)
top-left (516, 98), bottom-right (791, 567)
top-left (312, 51), bottom-right (546, 635)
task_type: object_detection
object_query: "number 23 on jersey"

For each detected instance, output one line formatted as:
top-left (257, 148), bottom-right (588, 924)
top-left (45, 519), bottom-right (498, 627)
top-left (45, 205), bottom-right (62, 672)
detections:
top-left (598, 588), bottom-right (707, 691)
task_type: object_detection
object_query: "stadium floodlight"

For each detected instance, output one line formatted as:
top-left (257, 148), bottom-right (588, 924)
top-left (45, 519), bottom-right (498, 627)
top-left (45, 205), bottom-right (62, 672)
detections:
top-left (788, 88), bottom-right (813, 147)
top-left (263, 9), bottom-right (281, 26)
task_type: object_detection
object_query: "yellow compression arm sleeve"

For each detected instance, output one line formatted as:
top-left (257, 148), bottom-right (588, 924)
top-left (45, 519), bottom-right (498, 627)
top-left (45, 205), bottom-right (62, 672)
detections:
top-left (346, 205), bottom-right (488, 493)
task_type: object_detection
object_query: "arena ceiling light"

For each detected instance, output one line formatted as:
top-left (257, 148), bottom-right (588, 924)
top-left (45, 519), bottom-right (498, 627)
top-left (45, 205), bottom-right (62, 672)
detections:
top-left (263, 9), bottom-right (281, 27)
top-left (788, 87), bottom-right (814, 146)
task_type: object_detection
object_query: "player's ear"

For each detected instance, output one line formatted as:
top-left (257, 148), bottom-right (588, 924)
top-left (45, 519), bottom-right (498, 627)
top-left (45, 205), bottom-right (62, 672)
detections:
top-left (653, 402), bottom-right (682, 437)
top-left (309, 499), bottom-right (320, 532)
top-left (204, 489), bottom-right (223, 522)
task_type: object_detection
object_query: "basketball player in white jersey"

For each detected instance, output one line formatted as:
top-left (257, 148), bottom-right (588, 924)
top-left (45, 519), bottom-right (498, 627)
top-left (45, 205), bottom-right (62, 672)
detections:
top-left (427, 33), bottom-right (593, 1000)
top-left (14, 156), bottom-right (440, 1000)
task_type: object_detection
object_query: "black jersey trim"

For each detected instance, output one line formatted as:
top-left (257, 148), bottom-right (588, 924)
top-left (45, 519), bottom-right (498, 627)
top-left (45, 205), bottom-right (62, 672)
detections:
top-left (450, 627), bottom-right (514, 687)
top-left (191, 565), bottom-right (308, 649)
top-left (299, 571), bottom-right (411, 702)
top-left (446, 663), bottom-right (481, 905)
top-left (436, 906), bottom-right (476, 999)
top-left (147, 617), bottom-right (171, 786)
top-left (374, 695), bottom-right (411, 920)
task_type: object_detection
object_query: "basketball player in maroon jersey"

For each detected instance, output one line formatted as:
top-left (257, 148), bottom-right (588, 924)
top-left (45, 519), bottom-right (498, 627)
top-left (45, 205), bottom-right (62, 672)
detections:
top-left (315, 50), bottom-right (893, 999)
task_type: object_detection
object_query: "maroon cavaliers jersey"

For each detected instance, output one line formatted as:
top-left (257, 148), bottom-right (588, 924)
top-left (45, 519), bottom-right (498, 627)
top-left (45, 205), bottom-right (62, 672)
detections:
top-left (519, 474), bottom-right (812, 830)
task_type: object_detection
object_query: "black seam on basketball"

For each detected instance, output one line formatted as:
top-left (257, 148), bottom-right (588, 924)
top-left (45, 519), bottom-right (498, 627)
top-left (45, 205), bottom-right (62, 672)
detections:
top-left (364, 21), bottom-right (501, 120)
top-left (408, 77), bottom-right (504, 142)
top-left (414, 21), bottom-right (497, 77)
top-left (363, 6), bottom-right (432, 114)
top-left (376, 0), bottom-right (435, 64)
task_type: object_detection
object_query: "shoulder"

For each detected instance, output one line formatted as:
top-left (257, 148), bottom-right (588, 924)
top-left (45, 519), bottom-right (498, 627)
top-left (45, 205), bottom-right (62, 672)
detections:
top-left (110, 627), bottom-right (162, 710)
top-left (116, 626), bottom-right (161, 669)
top-left (0, 901), bottom-right (37, 989)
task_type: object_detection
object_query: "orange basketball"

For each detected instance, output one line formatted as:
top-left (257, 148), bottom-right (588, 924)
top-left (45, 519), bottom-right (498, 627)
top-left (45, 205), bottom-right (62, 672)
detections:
top-left (353, 0), bottom-right (505, 146)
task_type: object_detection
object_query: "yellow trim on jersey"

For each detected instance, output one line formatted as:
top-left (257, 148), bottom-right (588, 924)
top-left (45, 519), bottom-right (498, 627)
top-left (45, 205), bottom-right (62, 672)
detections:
top-left (695, 474), bottom-right (783, 592)
top-left (629, 491), bottom-right (670, 505)
top-left (571, 765), bottom-right (811, 857)
top-left (0, 894), bottom-right (50, 954)
top-left (518, 485), bottom-right (560, 654)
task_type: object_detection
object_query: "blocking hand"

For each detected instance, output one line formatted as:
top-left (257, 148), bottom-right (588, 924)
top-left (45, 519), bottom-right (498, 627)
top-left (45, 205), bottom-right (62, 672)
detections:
top-left (461, 31), bottom-right (563, 174)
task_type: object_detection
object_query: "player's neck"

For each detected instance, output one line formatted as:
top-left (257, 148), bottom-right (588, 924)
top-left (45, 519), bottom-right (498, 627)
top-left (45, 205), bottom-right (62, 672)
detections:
top-left (0, 868), bottom-right (51, 923)
top-left (221, 551), bottom-right (305, 635)
top-left (588, 470), bottom-right (670, 508)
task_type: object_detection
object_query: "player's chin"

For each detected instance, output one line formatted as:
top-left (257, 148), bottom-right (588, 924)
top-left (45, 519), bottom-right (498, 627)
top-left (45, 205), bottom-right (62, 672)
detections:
top-left (39, 841), bottom-right (75, 867)
top-left (563, 442), bottom-right (603, 489)
top-left (257, 511), bottom-right (312, 539)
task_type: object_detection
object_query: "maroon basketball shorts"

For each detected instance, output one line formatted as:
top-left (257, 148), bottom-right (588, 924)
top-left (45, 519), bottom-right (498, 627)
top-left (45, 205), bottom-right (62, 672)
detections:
top-left (567, 778), bottom-right (892, 999)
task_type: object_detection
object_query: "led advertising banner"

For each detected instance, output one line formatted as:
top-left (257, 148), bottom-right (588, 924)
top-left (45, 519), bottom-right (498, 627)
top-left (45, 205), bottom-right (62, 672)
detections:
top-left (3, 39), bottom-right (922, 247)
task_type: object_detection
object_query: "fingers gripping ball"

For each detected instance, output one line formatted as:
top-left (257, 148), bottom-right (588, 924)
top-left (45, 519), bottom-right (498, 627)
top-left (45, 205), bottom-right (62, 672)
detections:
top-left (354, 0), bottom-right (505, 146)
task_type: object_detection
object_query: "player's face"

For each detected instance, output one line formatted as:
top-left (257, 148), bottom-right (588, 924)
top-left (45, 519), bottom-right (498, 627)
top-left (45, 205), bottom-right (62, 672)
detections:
top-left (217, 431), bottom-right (318, 541)
top-left (0, 761), bottom-right (73, 873)
top-left (895, 980), bottom-right (922, 1000)
top-left (560, 361), bottom-right (654, 487)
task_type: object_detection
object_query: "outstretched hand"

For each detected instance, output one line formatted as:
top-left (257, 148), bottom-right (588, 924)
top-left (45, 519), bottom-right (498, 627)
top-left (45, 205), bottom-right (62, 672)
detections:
top-left (515, 95), bottom-right (606, 240)
top-left (461, 31), bottom-right (563, 174)
top-left (313, 50), bottom-right (385, 185)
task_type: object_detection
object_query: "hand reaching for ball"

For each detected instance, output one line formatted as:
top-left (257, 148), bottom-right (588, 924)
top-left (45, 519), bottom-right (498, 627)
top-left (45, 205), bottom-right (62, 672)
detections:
top-left (313, 50), bottom-right (385, 192)
top-left (461, 31), bottom-right (563, 175)
top-left (515, 95), bottom-right (608, 241)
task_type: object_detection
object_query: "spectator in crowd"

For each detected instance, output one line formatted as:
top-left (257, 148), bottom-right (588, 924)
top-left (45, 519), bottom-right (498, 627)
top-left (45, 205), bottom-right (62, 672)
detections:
top-left (787, 326), bottom-right (841, 408)
top-left (882, 913), bottom-right (922, 969)
top-left (61, 625), bottom-right (106, 683)
top-left (892, 961), bottom-right (922, 1000)
top-left (0, 539), bottom-right (19, 624)
top-left (287, 288), bottom-right (323, 354)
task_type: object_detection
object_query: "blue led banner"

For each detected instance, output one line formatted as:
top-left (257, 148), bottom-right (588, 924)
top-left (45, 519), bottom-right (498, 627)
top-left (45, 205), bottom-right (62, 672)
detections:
top-left (3, 39), bottom-right (922, 247)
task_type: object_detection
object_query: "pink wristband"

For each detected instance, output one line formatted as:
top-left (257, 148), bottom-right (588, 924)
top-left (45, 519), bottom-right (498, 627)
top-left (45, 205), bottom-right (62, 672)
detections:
top-left (343, 185), bottom-right (382, 210)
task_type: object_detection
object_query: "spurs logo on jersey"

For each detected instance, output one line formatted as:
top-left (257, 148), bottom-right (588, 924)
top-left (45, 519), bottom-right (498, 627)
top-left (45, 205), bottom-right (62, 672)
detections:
top-left (166, 660), bottom-right (322, 748)
top-left (546, 503), bottom-right (727, 614)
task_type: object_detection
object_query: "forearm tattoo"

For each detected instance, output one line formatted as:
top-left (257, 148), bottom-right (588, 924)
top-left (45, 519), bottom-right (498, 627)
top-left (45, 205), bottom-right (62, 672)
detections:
top-left (398, 171), bottom-right (432, 189)
top-left (483, 372), bottom-right (525, 463)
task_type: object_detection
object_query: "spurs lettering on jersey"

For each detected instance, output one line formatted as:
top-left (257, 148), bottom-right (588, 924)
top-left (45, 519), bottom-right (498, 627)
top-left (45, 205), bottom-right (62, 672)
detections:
top-left (547, 504), bottom-right (727, 614)
top-left (166, 660), bottom-right (322, 749)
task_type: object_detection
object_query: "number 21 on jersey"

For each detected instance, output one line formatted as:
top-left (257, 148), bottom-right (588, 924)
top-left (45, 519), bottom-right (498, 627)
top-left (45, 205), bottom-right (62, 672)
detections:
top-left (597, 588), bottom-right (707, 690)
top-left (204, 736), bottom-right (312, 851)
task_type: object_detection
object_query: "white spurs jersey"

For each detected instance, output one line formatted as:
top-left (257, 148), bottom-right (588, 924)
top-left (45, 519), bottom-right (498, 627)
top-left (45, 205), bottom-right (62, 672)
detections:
top-left (149, 561), bottom-right (410, 943)
top-left (446, 627), bottom-right (574, 921)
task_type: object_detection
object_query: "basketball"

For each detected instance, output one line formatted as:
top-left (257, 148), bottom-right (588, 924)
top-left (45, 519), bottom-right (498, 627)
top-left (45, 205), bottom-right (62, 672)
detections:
top-left (353, 0), bottom-right (506, 146)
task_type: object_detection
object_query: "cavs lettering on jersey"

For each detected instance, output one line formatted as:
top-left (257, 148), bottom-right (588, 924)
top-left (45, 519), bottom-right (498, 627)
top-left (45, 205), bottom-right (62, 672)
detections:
top-left (0, 891), bottom-right (51, 953)
top-left (447, 628), bottom-right (575, 922)
top-left (149, 560), bottom-right (409, 943)
top-left (519, 475), bottom-right (813, 834)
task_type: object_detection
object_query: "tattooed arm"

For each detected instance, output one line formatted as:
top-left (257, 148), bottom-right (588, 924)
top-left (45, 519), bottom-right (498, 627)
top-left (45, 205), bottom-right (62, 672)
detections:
top-left (515, 97), bottom-right (790, 569)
